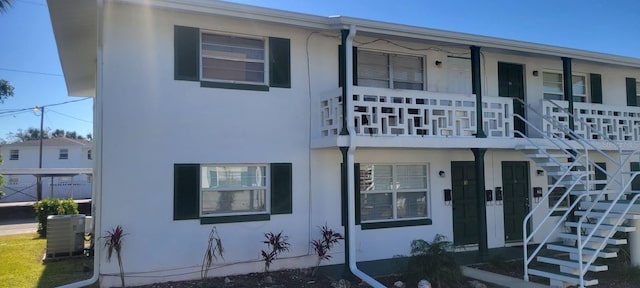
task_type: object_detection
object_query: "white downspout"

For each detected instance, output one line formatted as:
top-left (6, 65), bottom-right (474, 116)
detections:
top-left (344, 24), bottom-right (385, 288)
top-left (58, 0), bottom-right (103, 287)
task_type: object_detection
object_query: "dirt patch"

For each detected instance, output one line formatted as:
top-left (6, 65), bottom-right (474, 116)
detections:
top-left (131, 268), bottom-right (495, 288)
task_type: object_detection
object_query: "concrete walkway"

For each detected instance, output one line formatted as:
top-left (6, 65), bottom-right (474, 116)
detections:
top-left (463, 267), bottom-right (549, 288)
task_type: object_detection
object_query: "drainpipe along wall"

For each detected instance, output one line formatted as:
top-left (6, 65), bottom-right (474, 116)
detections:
top-left (342, 24), bottom-right (386, 288)
top-left (57, 0), bottom-right (104, 287)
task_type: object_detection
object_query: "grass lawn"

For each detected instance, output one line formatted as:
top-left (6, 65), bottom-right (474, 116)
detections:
top-left (0, 233), bottom-right (94, 288)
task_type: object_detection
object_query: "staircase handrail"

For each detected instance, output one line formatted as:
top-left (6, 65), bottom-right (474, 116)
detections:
top-left (544, 99), bottom-right (622, 166)
top-left (577, 173), bottom-right (640, 285)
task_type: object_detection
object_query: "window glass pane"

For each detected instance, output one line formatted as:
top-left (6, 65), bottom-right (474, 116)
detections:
top-left (392, 54), bottom-right (423, 90)
top-left (360, 193), bottom-right (393, 221)
top-left (202, 189), bottom-right (266, 215)
top-left (548, 187), bottom-right (568, 208)
top-left (201, 165), bottom-right (266, 189)
top-left (360, 165), bottom-right (392, 191)
top-left (357, 51), bottom-right (389, 87)
top-left (397, 191), bottom-right (427, 218)
top-left (543, 72), bottom-right (563, 94)
top-left (544, 93), bottom-right (563, 101)
top-left (572, 75), bottom-right (586, 95)
top-left (396, 165), bottom-right (428, 189)
top-left (201, 33), bottom-right (265, 83)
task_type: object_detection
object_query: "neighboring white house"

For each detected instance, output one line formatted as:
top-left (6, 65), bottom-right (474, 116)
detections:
top-left (0, 137), bottom-right (93, 202)
top-left (48, 1), bottom-right (640, 287)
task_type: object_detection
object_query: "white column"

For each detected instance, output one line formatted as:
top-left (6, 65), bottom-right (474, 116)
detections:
top-left (629, 218), bottom-right (640, 266)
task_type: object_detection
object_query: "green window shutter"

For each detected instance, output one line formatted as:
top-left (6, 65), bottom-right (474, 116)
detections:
top-left (590, 73), bottom-right (602, 104)
top-left (174, 26), bottom-right (200, 81)
top-left (631, 162), bottom-right (640, 191)
top-left (174, 164), bottom-right (200, 220)
top-left (270, 163), bottom-right (292, 214)
top-left (269, 37), bottom-right (291, 88)
top-left (626, 77), bottom-right (637, 106)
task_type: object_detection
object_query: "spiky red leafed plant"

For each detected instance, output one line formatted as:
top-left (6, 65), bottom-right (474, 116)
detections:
top-left (104, 225), bottom-right (127, 288)
top-left (261, 231), bottom-right (290, 273)
top-left (311, 224), bottom-right (344, 276)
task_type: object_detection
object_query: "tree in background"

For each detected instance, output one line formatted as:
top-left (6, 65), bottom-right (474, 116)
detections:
top-left (8, 128), bottom-right (91, 143)
top-left (0, 0), bottom-right (11, 14)
top-left (0, 79), bottom-right (14, 104)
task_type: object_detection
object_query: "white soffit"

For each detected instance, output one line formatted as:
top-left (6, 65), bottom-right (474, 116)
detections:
top-left (47, 0), bottom-right (97, 97)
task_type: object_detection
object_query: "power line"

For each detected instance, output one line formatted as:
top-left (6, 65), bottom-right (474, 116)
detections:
top-left (0, 67), bottom-right (63, 77)
top-left (0, 97), bottom-right (91, 116)
top-left (47, 108), bottom-right (92, 123)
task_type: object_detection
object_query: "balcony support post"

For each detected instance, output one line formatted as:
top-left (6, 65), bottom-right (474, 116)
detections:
top-left (340, 29), bottom-right (350, 136)
top-left (562, 57), bottom-right (575, 132)
top-left (471, 46), bottom-right (486, 138)
top-left (471, 148), bottom-right (488, 257)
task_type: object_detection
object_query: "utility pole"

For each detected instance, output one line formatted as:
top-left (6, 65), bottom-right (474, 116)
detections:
top-left (36, 106), bottom-right (44, 200)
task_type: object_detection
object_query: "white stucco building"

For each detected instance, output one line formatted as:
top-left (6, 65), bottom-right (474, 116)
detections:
top-left (48, 1), bottom-right (640, 287)
top-left (0, 137), bottom-right (93, 202)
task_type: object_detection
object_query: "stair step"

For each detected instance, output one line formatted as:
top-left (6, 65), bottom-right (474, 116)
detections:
top-left (557, 233), bottom-right (627, 245)
top-left (569, 189), bottom-right (616, 196)
top-left (525, 153), bottom-right (568, 159)
top-left (528, 267), bottom-right (598, 286)
top-left (547, 170), bottom-right (592, 177)
top-left (558, 180), bottom-right (608, 187)
top-left (546, 243), bottom-right (618, 258)
top-left (564, 221), bottom-right (635, 232)
top-left (537, 256), bottom-right (608, 272)
top-left (580, 200), bottom-right (640, 214)
top-left (574, 210), bottom-right (640, 220)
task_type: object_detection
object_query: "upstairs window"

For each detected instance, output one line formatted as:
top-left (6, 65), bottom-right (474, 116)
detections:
top-left (9, 149), bottom-right (18, 160)
top-left (174, 25), bottom-right (290, 90)
top-left (357, 50), bottom-right (424, 90)
top-left (543, 72), bottom-right (587, 102)
top-left (59, 149), bottom-right (68, 160)
top-left (201, 33), bottom-right (265, 84)
top-left (636, 81), bottom-right (640, 106)
top-left (87, 149), bottom-right (92, 160)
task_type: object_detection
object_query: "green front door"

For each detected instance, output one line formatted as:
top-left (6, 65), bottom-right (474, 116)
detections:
top-left (452, 161), bottom-right (478, 245)
top-left (502, 161), bottom-right (530, 242)
top-left (498, 62), bottom-right (525, 136)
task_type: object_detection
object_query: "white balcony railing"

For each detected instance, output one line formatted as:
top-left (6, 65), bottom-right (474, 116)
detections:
top-left (320, 86), bottom-right (513, 138)
top-left (543, 100), bottom-right (640, 141)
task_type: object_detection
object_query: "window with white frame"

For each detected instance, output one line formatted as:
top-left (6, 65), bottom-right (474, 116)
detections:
top-left (543, 72), bottom-right (587, 102)
top-left (357, 50), bottom-right (424, 90)
top-left (59, 149), bottom-right (68, 160)
top-left (87, 149), bottom-right (92, 160)
top-left (9, 149), bottom-right (19, 160)
top-left (636, 81), bottom-right (640, 106)
top-left (359, 164), bottom-right (429, 222)
top-left (201, 33), bottom-right (265, 84)
top-left (201, 164), bottom-right (268, 216)
top-left (8, 175), bottom-right (18, 185)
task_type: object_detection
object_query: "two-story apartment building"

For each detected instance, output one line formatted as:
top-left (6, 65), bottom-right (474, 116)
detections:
top-left (49, 0), bottom-right (640, 287)
top-left (0, 137), bottom-right (92, 202)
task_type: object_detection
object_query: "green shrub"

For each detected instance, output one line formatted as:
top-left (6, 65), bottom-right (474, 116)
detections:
top-left (404, 234), bottom-right (462, 288)
top-left (33, 198), bottom-right (79, 237)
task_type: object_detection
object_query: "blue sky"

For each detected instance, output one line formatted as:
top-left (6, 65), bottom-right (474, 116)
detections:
top-left (1, 0), bottom-right (639, 143)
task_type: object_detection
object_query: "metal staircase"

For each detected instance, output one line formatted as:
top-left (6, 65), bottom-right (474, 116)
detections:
top-left (514, 99), bottom-right (640, 287)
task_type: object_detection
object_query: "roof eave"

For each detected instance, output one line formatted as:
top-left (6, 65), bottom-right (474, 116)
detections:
top-left (47, 0), bottom-right (97, 97)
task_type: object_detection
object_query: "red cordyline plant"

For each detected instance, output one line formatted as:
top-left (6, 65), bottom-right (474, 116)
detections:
top-left (311, 224), bottom-right (344, 275)
top-left (260, 231), bottom-right (290, 273)
top-left (104, 225), bottom-right (127, 288)
top-left (201, 226), bottom-right (224, 279)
